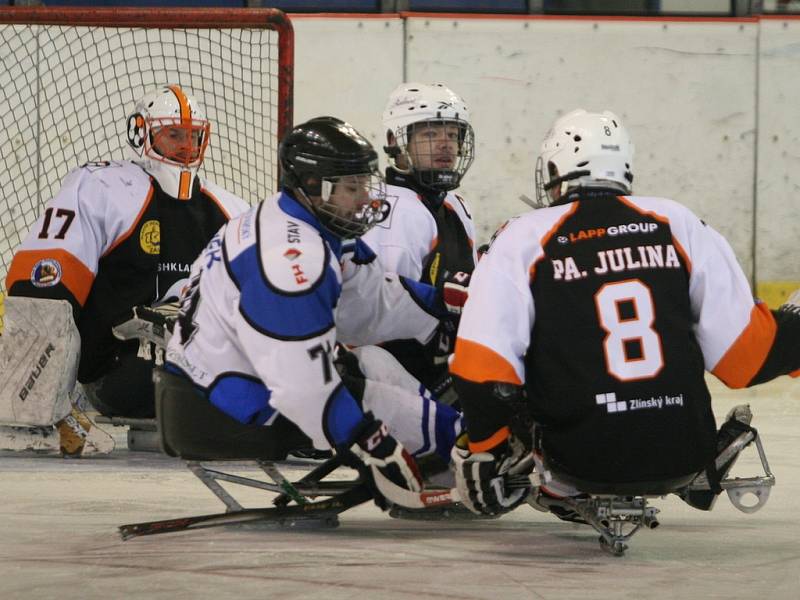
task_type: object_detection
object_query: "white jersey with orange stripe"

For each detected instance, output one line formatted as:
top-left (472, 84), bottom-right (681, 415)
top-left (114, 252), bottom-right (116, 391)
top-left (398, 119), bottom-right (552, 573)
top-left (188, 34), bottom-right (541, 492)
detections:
top-left (362, 183), bottom-right (476, 281)
top-left (6, 160), bottom-right (247, 306)
top-left (451, 192), bottom-right (799, 483)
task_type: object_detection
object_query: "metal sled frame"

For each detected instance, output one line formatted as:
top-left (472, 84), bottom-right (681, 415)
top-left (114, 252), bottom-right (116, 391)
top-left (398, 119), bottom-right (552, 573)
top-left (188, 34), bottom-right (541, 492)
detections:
top-left (119, 456), bottom-right (366, 540)
top-left (544, 427), bottom-right (776, 557)
top-left (186, 457), bottom-right (356, 512)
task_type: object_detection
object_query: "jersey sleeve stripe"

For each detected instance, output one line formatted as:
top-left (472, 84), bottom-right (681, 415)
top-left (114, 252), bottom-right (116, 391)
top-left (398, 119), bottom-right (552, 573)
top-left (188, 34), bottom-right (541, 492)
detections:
top-left (671, 236), bottom-right (693, 273)
top-left (201, 186), bottom-right (231, 220)
top-left (711, 302), bottom-right (777, 388)
top-left (6, 248), bottom-right (94, 306)
top-left (450, 337), bottom-right (523, 385)
top-left (102, 185), bottom-right (154, 257)
top-left (468, 426), bottom-right (510, 453)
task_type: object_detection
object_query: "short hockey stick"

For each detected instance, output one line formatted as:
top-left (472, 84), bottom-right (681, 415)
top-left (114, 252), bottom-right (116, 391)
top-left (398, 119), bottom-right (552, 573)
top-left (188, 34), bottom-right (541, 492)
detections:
top-left (119, 483), bottom-right (373, 541)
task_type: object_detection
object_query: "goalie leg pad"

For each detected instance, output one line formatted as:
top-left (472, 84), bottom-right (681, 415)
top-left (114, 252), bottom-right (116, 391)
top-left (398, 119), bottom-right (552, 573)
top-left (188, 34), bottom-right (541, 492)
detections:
top-left (0, 297), bottom-right (80, 426)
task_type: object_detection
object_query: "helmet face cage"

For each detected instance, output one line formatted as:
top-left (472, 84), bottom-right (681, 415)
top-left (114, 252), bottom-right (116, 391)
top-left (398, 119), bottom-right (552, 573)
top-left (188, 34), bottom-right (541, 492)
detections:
top-left (313, 170), bottom-right (388, 239)
top-left (534, 155), bottom-right (548, 206)
top-left (146, 117), bottom-right (210, 167)
top-left (394, 118), bottom-right (475, 191)
top-left (125, 85), bottom-right (209, 200)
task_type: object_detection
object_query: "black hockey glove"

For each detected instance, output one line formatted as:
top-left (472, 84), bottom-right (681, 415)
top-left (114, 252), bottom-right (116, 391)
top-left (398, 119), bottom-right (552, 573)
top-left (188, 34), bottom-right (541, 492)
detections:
top-left (452, 434), bottom-right (533, 516)
top-left (339, 415), bottom-right (423, 511)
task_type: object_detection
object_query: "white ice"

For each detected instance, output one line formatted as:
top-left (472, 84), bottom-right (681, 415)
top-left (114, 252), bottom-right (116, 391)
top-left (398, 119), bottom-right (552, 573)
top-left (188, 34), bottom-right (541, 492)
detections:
top-left (1, 376), bottom-right (799, 600)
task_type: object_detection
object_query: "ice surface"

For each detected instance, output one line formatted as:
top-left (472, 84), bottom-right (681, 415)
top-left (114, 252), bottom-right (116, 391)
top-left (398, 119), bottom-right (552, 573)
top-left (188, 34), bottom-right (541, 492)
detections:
top-left (1, 376), bottom-right (799, 599)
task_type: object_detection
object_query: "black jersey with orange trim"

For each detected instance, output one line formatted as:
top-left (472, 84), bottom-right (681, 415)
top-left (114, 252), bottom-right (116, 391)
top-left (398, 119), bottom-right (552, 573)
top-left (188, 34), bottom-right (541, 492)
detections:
top-left (6, 160), bottom-right (248, 382)
top-left (362, 168), bottom-right (476, 390)
top-left (451, 192), bottom-right (800, 484)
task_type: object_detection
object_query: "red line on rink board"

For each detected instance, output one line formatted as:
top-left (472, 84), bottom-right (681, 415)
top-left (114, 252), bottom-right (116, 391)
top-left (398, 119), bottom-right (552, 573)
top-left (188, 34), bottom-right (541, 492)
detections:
top-left (289, 12), bottom-right (761, 23)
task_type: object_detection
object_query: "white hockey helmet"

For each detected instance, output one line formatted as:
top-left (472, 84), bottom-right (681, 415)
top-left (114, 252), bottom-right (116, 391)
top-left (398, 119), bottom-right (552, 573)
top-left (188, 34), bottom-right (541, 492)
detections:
top-left (535, 109), bottom-right (634, 206)
top-left (382, 82), bottom-right (474, 191)
top-left (126, 85), bottom-right (210, 200)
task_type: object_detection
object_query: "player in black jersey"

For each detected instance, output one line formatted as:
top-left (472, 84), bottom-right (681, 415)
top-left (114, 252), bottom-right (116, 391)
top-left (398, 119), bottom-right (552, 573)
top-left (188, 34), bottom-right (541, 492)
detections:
top-left (449, 109), bottom-right (800, 516)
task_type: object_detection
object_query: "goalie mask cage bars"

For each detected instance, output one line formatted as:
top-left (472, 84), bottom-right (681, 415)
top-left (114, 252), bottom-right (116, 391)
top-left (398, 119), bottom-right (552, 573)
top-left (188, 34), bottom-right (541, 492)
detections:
top-left (0, 7), bottom-right (294, 321)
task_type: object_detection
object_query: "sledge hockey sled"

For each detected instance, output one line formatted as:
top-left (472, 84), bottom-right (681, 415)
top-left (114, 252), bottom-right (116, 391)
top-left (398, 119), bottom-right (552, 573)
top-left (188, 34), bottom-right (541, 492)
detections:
top-left (119, 369), bottom-right (367, 540)
top-left (533, 405), bottom-right (775, 556)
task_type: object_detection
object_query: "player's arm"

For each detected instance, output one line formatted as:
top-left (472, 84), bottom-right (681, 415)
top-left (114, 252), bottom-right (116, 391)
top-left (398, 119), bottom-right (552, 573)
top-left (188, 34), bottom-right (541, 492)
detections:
top-left (685, 214), bottom-right (800, 387)
top-left (5, 169), bottom-right (103, 315)
top-left (450, 250), bottom-right (533, 449)
top-left (447, 225), bottom-right (538, 516)
top-left (336, 238), bottom-right (441, 346)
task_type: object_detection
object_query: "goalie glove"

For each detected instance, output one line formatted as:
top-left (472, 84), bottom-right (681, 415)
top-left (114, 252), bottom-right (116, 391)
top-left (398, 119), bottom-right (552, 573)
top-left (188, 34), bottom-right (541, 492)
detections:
top-left (452, 435), bottom-right (533, 516)
top-left (340, 415), bottom-right (423, 511)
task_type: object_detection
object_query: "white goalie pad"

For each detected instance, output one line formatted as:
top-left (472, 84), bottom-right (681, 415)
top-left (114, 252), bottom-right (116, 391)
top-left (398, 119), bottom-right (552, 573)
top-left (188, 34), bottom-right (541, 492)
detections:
top-left (0, 297), bottom-right (80, 426)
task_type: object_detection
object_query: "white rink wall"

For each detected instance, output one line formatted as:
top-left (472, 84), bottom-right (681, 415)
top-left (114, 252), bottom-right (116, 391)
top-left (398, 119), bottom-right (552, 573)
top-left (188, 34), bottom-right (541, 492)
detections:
top-left (292, 14), bottom-right (800, 303)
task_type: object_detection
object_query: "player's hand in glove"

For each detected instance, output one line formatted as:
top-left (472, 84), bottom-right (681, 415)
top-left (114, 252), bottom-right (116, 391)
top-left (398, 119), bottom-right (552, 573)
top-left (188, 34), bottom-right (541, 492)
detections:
top-left (112, 303), bottom-right (180, 365)
top-left (452, 434), bottom-right (533, 516)
top-left (779, 288), bottom-right (800, 316)
top-left (438, 270), bottom-right (471, 316)
top-left (341, 414), bottom-right (423, 510)
top-left (112, 303), bottom-right (179, 349)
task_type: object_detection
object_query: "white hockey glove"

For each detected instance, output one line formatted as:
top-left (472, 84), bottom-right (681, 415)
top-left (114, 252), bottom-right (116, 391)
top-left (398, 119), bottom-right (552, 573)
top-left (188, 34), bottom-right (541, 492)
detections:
top-left (452, 435), bottom-right (533, 516)
top-left (112, 303), bottom-right (179, 365)
top-left (343, 415), bottom-right (423, 511)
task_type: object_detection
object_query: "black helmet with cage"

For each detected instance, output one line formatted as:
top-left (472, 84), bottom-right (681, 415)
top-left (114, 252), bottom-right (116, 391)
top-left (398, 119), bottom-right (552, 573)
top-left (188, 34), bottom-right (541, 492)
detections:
top-left (280, 116), bottom-right (386, 239)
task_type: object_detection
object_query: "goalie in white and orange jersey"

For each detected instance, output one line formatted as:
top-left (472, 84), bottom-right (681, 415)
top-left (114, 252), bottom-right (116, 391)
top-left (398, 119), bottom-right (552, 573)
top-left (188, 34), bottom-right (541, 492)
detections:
top-left (0, 85), bottom-right (248, 456)
top-left (449, 109), bottom-right (800, 517)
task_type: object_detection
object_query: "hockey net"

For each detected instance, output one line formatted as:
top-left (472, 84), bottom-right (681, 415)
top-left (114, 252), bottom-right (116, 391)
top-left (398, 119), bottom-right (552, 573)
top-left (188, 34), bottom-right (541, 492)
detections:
top-left (0, 7), bottom-right (293, 329)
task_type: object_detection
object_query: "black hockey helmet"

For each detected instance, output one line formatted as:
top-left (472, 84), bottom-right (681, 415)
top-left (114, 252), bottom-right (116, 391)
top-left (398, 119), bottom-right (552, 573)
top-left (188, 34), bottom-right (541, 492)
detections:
top-left (279, 117), bottom-right (385, 238)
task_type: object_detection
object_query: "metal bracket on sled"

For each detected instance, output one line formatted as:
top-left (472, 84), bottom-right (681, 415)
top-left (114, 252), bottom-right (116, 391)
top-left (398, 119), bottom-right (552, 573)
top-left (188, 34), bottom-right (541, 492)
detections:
top-left (683, 428), bottom-right (776, 514)
top-left (569, 496), bottom-right (661, 557)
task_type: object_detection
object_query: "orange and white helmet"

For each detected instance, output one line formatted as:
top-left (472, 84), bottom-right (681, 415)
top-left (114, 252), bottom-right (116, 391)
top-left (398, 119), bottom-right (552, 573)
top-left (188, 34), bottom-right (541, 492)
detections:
top-left (126, 85), bottom-right (210, 200)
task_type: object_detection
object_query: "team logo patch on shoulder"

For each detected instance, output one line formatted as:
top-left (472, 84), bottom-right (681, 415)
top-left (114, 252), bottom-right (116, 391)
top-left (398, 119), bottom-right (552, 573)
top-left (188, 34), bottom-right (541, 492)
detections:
top-left (31, 259), bottom-right (62, 288)
top-left (140, 220), bottom-right (160, 255)
top-left (264, 241), bottom-right (325, 294)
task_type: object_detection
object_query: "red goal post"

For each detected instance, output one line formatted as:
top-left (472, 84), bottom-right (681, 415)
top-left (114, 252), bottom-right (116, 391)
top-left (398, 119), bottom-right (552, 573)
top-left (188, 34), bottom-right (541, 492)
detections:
top-left (0, 7), bottom-right (294, 328)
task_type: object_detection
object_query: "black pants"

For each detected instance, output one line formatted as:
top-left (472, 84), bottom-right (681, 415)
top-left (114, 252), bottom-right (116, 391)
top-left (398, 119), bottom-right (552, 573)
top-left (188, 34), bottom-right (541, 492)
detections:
top-left (84, 348), bottom-right (156, 419)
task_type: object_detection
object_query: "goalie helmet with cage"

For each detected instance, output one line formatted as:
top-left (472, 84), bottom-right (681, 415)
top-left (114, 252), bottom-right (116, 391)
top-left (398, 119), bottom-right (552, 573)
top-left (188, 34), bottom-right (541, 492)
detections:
top-left (535, 109), bottom-right (634, 206)
top-left (126, 84), bottom-right (211, 200)
top-left (280, 116), bottom-right (387, 239)
top-left (382, 82), bottom-right (475, 192)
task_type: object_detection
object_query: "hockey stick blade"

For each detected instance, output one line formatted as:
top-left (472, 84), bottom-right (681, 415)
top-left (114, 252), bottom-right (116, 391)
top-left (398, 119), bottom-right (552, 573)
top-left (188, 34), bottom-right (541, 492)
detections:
top-left (119, 484), bottom-right (373, 541)
top-left (371, 467), bottom-right (460, 509)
